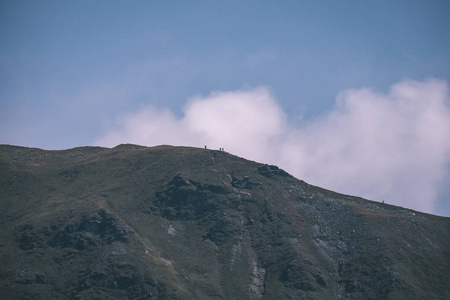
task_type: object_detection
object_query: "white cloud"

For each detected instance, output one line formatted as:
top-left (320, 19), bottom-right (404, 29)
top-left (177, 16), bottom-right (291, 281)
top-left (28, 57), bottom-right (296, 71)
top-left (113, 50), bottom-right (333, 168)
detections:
top-left (279, 79), bottom-right (450, 214)
top-left (96, 87), bottom-right (285, 162)
top-left (183, 88), bottom-right (285, 161)
top-left (95, 79), bottom-right (450, 215)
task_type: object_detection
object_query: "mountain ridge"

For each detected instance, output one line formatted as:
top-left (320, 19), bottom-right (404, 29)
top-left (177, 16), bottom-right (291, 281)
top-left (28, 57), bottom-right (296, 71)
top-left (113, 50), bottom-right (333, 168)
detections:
top-left (1, 144), bottom-right (449, 299)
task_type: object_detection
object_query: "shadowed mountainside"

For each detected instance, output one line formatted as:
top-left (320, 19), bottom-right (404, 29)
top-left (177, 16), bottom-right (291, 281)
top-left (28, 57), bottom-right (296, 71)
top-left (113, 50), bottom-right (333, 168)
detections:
top-left (0, 144), bottom-right (449, 299)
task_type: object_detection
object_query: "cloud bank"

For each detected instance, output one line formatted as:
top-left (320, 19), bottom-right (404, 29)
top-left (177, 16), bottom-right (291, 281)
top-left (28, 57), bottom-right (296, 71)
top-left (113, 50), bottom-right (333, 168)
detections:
top-left (96, 79), bottom-right (450, 215)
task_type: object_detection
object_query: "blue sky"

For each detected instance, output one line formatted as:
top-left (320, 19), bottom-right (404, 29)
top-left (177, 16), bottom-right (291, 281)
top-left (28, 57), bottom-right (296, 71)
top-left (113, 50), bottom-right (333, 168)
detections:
top-left (1, 0), bottom-right (450, 216)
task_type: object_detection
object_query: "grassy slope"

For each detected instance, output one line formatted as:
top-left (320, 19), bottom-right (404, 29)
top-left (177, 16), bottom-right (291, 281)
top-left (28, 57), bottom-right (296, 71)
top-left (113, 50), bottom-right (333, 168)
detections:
top-left (0, 144), bottom-right (449, 299)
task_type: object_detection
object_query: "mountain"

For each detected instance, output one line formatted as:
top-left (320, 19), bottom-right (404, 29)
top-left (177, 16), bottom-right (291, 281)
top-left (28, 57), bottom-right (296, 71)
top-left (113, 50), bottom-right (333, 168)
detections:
top-left (0, 144), bottom-right (449, 299)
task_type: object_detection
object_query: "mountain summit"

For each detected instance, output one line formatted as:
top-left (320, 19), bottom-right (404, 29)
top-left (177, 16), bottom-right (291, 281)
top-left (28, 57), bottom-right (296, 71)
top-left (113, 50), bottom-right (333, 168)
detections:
top-left (1, 144), bottom-right (449, 299)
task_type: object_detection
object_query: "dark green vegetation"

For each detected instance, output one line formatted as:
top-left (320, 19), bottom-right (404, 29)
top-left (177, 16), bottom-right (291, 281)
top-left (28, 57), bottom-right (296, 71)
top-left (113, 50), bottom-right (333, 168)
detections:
top-left (1, 144), bottom-right (449, 299)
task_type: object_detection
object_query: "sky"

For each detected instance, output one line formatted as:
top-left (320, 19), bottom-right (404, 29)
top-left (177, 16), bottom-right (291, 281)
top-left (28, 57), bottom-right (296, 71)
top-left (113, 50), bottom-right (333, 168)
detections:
top-left (1, 0), bottom-right (450, 216)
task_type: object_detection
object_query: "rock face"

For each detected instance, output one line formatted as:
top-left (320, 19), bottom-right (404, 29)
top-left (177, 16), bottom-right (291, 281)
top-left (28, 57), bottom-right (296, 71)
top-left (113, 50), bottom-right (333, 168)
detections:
top-left (0, 144), bottom-right (449, 299)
